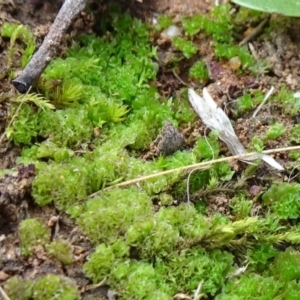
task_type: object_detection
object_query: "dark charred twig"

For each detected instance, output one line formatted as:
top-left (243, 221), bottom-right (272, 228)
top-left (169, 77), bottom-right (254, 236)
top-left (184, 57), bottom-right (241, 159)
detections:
top-left (239, 18), bottom-right (268, 46)
top-left (12, 0), bottom-right (87, 93)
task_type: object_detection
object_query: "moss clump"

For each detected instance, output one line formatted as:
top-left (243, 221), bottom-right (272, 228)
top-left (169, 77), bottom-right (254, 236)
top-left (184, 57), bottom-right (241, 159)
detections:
top-left (18, 218), bottom-right (51, 256)
top-left (76, 188), bottom-right (152, 244)
top-left (46, 239), bottom-right (73, 265)
top-left (156, 248), bottom-right (233, 296)
top-left (271, 247), bottom-right (300, 282)
top-left (5, 275), bottom-right (79, 300)
top-left (4, 276), bottom-right (33, 300)
top-left (262, 183), bottom-right (300, 219)
top-left (189, 60), bottom-right (209, 84)
top-left (32, 161), bottom-right (90, 209)
top-left (266, 123), bottom-right (286, 140)
top-left (172, 37), bottom-right (198, 59)
top-left (84, 240), bottom-right (130, 283)
top-left (33, 274), bottom-right (79, 300)
top-left (216, 274), bottom-right (282, 300)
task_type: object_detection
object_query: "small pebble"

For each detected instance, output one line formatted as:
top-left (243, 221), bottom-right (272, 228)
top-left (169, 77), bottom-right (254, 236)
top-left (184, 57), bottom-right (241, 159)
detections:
top-left (229, 56), bottom-right (242, 71)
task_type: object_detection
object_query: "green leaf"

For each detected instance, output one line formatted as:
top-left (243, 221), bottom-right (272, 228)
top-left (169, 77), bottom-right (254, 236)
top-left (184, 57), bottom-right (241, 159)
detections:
top-left (232, 0), bottom-right (300, 17)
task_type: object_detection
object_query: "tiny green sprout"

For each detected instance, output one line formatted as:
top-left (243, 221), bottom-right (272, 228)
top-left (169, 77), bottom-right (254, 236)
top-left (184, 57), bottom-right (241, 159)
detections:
top-left (276, 85), bottom-right (300, 116)
top-left (1, 22), bottom-right (35, 70)
top-left (230, 195), bottom-right (253, 219)
top-left (236, 94), bottom-right (254, 112)
top-left (289, 150), bottom-right (300, 160)
top-left (18, 218), bottom-right (51, 256)
top-left (155, 15), bottom-right (173, 31)
top-left (182, 14), bottom-right (205, 36)
top-left (46, 239), bottom-right (73, 265)
top-left (172, 37), bottom-right (197, 59)
top-left (51, 79), bottom-right (84, 108)
top-left (33, 274), bottom-right (79, 300)
top-left (189, 61), bottom-right (209, 84)
top-left (193, 131), bottom-right (220, 160)
top-left (251, 135), bottom-right (265, 152)
top-left (266, 123), bottom-right (286, 140)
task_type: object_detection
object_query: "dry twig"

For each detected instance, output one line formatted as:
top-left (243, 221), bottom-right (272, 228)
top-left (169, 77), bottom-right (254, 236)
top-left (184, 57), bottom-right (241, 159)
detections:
top-left (12, 0), bottom-right (87, 93)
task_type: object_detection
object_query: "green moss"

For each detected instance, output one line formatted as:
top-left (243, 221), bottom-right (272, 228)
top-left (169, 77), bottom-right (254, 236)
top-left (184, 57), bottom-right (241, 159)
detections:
top-left (247, 243), bottom-right (277, 271)
top-left (266, 123), bottom-right (286, 140)
top-left (251, 135), bottom-right (265, 152)
top-left (1, 22), bottom-right (36, 68)
top-left (182, 14), bottom-right (206, 36)
top-left (276, 85), bottom-right (300, 116)
top-left (172, 37), bottom-right (197, 59)
top-left (216, 274), bottom-right (282, 300)
top-left (126, 217), bottom-right (179, 259)
top-left (155, 15), bottom-right (173, 31)
top-left (6, 103), bottom-right (39, 145)
top-left (182, 5), bottom-right (233, 42)
top-left (4, 277), bottom-right (33, 300)
top-left (156, 248), bottom-right (233, 296)
top-left (46, 240), bottom-right (73, 265)
top-left (230, 195), bottom-right (253, 219)
top-left (262, 183), bottom-right (300, 219)
top-left (33, 274), bottom-right (79, 300)
top-left (236, 94), bottom-right (255, 112)
top-left (284, 280), bottom-right (300, 300)
top-left (77, 188), bottom-right (152, 244)
top-left (271, 247), bottom-right (300, 282)
top-left (84, 240), bottom-right (130, 283)
top-left (18, 219), bottom-right (51, 256)
top-left (289, 124), bottom-right (300, 144)
top-left (156, 204), bottom-right (208, 238)
top-left (32, 161), bottom-right (90, 209)
top-left (193, 131), bottom-right (220, 160)
top-left (189, 60), bottom-right (209, 83)
top-left (214, 43), bottom-right (255, 69)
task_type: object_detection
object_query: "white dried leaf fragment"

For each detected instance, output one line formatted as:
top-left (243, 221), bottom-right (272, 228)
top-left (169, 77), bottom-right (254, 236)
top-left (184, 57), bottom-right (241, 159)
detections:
top-left (188, 88), bottom-right (284, 171)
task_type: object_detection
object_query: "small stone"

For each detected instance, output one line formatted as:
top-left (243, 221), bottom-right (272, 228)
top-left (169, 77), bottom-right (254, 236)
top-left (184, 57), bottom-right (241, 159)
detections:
top-left (229, 56), bottom-right (242, 71)
top-left (157, 120), bottom-right (185, 156)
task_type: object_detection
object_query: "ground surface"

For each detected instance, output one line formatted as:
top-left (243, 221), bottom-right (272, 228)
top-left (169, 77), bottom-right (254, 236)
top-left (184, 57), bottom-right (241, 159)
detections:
top-left (1, 0), bottom-right (300, 299)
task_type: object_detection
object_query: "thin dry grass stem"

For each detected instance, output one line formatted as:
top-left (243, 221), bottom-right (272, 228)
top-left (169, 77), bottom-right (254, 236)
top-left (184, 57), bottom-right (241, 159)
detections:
top-left (172, 69), bottom-right (190, 87)
top-left (248, 42), bottom-right (259, 60)
top-left (288, 166), bottom-right (299, 183)
top-left (193, 280), bottom-right (204, 300)
top-left (84, 277), bottom-right (106, 292)
top-left (87, 145), bottom-right (300, 199)
top-left (252, 86), bottom-right (274, 117)
top-left (0, 286), bottom-right (11, 300)
top-left (239, 18), bottom-right (268, 46)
